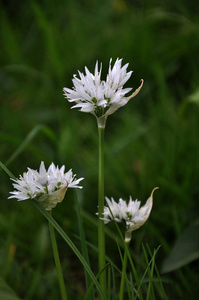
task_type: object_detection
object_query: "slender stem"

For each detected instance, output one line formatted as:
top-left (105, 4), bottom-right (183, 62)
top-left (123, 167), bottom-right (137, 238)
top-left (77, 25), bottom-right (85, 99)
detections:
top-left (98, 126), bottom-right (106, 297)
top-left (48, 211), bottom-right (68, 300)
top-left (119, 240), bottom-right (130, 300)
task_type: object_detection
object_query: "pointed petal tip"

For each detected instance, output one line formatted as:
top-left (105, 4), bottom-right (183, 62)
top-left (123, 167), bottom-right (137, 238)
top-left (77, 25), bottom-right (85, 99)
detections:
top-left (149, 187), bottom-right (159, 204)
top-left (150, 186), bottom-right (159, 197)
top-left (128, 78), bottom-right (144, 100)
top-left (151, 186), bottom-right (159, 194)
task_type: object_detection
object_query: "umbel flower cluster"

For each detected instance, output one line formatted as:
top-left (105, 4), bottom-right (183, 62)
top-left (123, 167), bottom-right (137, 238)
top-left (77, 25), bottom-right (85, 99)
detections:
top-left (101, 188), bottom-right (158, 242)
top-left (9, 162), bottom-right (83, 210)
top-left (63, 58), bottom-right (143, 128)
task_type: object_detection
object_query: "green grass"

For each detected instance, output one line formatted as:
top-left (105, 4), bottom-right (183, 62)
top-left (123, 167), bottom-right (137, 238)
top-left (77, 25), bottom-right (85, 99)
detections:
top-left (1, 0), bottom-right (199, 299)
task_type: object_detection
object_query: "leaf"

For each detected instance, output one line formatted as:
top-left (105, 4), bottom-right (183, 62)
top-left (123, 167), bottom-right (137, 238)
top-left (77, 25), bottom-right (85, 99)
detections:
top-left (5, 124), bottom-right (57, 166)
top-left (74, 191), bottom-right (95, 300)
top-left (0, 276), bottom-right (21, 300)
top-left (0, 161), bottom-right (16, 179)
top-left (30, 199), bottom-right (106, 300)
top-left (162, 223), bottom-right (199, 273)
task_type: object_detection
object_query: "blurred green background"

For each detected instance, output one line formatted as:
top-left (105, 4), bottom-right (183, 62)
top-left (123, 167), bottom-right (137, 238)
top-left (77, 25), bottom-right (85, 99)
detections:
top-left (1, 0), bottom-right (199, 299)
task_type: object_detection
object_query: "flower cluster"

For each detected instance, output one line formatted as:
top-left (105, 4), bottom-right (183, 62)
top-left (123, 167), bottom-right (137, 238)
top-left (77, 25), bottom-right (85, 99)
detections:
top-left (63, 58), bottom-right (143, 128)
top-left (9, 162), bottom-right (84, 210)
top-left (101, 188), bottom-right (158, 242)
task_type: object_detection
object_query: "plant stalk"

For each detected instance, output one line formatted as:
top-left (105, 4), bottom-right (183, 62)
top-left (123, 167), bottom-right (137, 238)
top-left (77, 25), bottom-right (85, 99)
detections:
top-left (48, 210), bottom-right (68, 300)
top-left (98, 126), bottom-right (106, 297)
top-left (119, 240), bottom-right (130, 300)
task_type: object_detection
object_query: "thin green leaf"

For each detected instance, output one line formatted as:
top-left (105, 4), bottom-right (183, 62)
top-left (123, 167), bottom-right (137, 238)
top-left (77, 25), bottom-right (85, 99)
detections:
top-left (112, 220), bottom-right (143, 300)
top-left (129, 273), bottom-right (135, 300)
top-left (30, 199), bottom-right (107, 300)
top-left (111, 264), bottom-right (117, 300)
top-left (134, 245), bottom-right (162, 300)
top-left (116, 240), bottom-right (137, 300)
top-left (73, 235), bottom-right (121, 275)
top-left (5, 125), bottom-right (56, 165)
top-left (0, 161), bottom-right (16, 179)
top-left (6, 125), bottom-right (43, 165)
top-left (146, 245), bottom-right (168, 300)
top-left (125, 271), bottom-right (133, 300)
top-left (142, 244), bottom-right (155, 300)
top-left (107, 264), bottom-right (111, 300)
top-left (74, 191), bottom-right (95, 300)
top-left (84, 263), bottom-right (110, 300)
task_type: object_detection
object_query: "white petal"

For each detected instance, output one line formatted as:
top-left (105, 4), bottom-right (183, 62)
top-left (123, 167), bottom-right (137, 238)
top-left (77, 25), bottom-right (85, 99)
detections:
top-left (63, 58), bottom-right (143, 121)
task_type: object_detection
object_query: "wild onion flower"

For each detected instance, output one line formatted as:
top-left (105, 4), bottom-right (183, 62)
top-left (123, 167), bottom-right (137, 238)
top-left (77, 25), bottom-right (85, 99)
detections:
top-left (63, 58), bottom-right (143, 128)
top-left (8, 162), bottom-right (84, 210)
top-left (101, 188), bottom-right (158, 242)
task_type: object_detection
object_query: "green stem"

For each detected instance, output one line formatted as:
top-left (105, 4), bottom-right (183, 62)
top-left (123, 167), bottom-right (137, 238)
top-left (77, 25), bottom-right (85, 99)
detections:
top-left (48, 211), bottom-right (68, 300)
top-left (98, 126), bottom-right (106, 297)
top-left (119, 240), bottom-right (130, 300)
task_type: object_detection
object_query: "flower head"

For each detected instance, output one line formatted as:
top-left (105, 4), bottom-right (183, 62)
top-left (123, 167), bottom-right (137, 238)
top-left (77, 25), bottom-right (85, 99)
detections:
top-left (101, 188), bottom-right (158, 242)
top-left (63, 58), bottom-right (143, 128)
top-left (9, 162), bottom-right (84, 210)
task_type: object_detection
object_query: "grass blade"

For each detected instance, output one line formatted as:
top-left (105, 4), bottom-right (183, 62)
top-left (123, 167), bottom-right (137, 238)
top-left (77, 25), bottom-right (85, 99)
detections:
top-left (74, 191), bottom-right (95, 300)
top-left (146, 245), bottom-right (168, 300)
top-left (142, 244), bottom-right (155, 300)
top-left (5, 125), bottom-right (56, 166)
top-left (30, 199), bottom-right (106, 300)
top-left (84, 263), bottom-right (110, 300)
top-left (0, 161), bottom-right (16, 179)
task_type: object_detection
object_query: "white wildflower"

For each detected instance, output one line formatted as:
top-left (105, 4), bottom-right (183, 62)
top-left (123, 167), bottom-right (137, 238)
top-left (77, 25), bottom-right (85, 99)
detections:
top-left (101, 188), bottom-right (158, 242)
top-left (9, 161), bottom-right (84, 210)
top-left (63, 58), bottom-right (143, 128)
